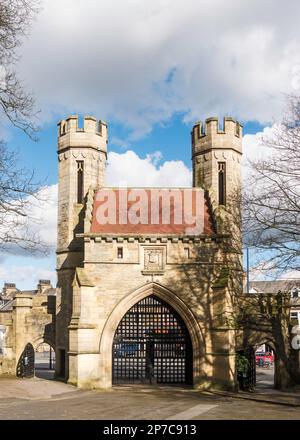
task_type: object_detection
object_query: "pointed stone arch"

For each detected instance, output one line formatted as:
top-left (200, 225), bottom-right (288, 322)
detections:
top-left (32, 336), bottom-right (55, 352)
top-left (98, 282), bottom-right (205, 388)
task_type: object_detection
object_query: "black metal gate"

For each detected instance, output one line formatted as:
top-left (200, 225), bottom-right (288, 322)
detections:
top-left (112, 295), bottom-right (193, 385)
top-left (16, 343), bottom-right (35, 378)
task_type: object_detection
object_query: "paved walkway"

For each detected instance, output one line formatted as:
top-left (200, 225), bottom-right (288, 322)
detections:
top-left (1, 376), bottom-right (300, 419)
top-left (211, 388), bottom-right (300, 408)
top-left (209, 367), bottom-right (300, 408)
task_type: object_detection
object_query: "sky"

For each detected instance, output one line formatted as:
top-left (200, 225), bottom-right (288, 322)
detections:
top-left (1, 0), bottom-right (300, 289)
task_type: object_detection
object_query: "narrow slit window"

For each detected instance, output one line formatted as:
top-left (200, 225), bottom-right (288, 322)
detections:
top-left (218, 162), bottom-right (226, 205)
top-left (117, 247), bottom-right (123, 259)
top-left (77, 161), bottom-right (84, 204)
top-left (184, 247), bottom-right (190, 259)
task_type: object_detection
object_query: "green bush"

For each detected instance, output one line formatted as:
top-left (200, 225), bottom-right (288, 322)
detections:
top-left (236, 353), bottom-right (249, 374)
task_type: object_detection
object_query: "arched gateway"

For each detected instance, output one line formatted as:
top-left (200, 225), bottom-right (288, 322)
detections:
top-left (112, 295), bottom-right (193, 385)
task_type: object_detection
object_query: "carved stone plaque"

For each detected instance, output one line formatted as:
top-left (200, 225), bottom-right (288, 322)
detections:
top-left (143, 247), bottom-right (165, 274)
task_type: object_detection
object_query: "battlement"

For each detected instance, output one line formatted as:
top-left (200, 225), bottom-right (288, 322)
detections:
top-left (191, 117), bottom-right (243, 157)
top-left (192, 117), bottom-right (242, 142)
top-left (58, 115), bottom-right (107, 138)
top-left (57, 115), bottom-right (108, 152)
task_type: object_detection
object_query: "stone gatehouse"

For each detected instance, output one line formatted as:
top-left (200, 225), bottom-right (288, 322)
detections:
top-left (55, 115), bottom-right (243, 390)
top-left (1, 115), bottom-right (248, 390)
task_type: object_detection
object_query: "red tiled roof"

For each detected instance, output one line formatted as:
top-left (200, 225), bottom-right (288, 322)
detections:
top-left (90, 188), bottom-right (214, 235)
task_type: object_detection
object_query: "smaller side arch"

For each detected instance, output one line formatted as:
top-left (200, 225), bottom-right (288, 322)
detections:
top-left (237, 336), bottom-right (277, 391)
top-left (32, 336), bottom-right (55, 353)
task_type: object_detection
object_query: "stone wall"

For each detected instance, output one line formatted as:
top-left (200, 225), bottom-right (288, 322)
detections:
top-left (0, 293), bottom-right (56, 376)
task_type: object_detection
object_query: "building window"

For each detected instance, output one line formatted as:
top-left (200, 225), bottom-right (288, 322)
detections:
top-left (291, 287), bottom-right (299, 298)
top-left (117, 247), bottom-right (123, 259)
top-left (77, 161), bottom-right (84, 204)
top-left (184, 247), bottom-right (190, 259)
top-left (218, 162), bottom-right (226, 205)
top-left (291, 312), bottom-right (300, 325)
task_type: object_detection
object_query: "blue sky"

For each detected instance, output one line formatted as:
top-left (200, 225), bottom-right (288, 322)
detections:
top-left (1, 0), bottom-right (300, 289)
top-left (9, 114), bottom-right (265, 184)
top-left (0, 115), bottom-right (265, 290)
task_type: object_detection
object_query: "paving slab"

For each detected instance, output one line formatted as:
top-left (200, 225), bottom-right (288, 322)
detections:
top-left (0, 377), bottom-right (300, 420)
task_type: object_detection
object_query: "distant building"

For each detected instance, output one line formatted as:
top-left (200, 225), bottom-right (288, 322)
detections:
top-left (245, 280), bottom-right (300, 325)
top-left (0, 280), bottom-right (56, 364)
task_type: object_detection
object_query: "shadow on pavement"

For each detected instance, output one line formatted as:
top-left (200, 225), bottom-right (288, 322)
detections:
top-left (255, 366), bottom-right (274, 392)
top-left (35, 369), bottom-right (55, 380)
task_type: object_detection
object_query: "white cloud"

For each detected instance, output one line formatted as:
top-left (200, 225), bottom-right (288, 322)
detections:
top-left (105, 150), bottom-right (192, 187)
top-left (17, 0), bottom-right (300, 137)
top-left (24, 184), bottom-right (58, 248)
top-left (279, 271), bottom-right (300, 280)
top-left (249, 265), bottom-right (300, 282)
top-left (0, 184), bottom-right (57, 256)
top-left (241, 123), bottom-right (284, 183)
top-left (0, 264), bottom-right (56, 289)
top-left (242, 124), bottom-right (281, 163)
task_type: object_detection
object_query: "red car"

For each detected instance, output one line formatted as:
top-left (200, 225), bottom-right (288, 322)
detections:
top-left (255, 351), bottom-right (274, 366)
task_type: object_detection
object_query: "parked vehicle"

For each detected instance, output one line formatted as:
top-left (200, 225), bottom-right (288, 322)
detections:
top-left (114, 343), bottom-right (139, 357)
top-left (255, 351), bottom-right (274, 367)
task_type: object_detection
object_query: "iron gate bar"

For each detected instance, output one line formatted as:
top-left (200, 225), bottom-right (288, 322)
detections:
top-left (16, 343), bottom-right (35, 378)
top-left (112, 295), bottom-right (193, 385)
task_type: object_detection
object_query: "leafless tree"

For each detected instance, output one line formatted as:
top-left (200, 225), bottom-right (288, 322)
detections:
top-left (0, 141), bottom-right (47, 253)
top-left (243, 95), bottom-right (300, 275)
top-left (0, 0), bottom-right (40, 137)
top-left (0, 0), bottom-right (46, 253)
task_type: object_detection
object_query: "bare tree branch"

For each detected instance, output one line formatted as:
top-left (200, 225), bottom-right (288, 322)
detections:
top-left (0, 0), bottom-right (41, 138)
top-left (0, 1), bottom-right (48, 254)
top-left (0, 140), bottom-right (48, 254)
top-left (243, 94), bottom-right (300, 274)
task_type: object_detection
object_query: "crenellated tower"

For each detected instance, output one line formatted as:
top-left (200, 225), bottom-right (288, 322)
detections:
top-left (191, 116), bottom-right (242, 210)
top-left (55, 115), bottom-right (107, 380)
top-left (57, 115), bottom-right (107, 253)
